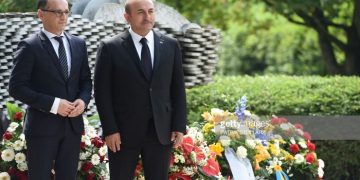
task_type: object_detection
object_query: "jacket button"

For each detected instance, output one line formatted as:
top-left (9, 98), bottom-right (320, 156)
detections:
top-left (149, 88), bottom-right (152, 92)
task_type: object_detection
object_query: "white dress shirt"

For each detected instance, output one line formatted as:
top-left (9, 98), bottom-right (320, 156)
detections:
top-left (41, 29), bottom-right (72, 114)
top-left (128, 28), bottom-right (155, 67)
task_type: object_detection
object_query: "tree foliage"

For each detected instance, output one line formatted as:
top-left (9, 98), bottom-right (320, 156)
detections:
top-left (0, 0), bottom-right (37, 12)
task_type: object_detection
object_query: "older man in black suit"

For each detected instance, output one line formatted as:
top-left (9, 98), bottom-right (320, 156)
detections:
top-left (94, 0), bottom-right (187, 179)
top-left (8, 0), bottom-right (92, 179)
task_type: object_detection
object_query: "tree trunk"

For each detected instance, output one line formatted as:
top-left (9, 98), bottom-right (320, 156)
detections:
top-left (316, 31), bottom-right (343, 75)
top-left (354, 0), bottom-right (360, 39)
top-left (344, 25), bottom-right (360, 75)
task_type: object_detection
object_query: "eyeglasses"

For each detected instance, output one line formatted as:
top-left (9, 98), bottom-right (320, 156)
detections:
top-left (41, 9), bottom-right (71, 17)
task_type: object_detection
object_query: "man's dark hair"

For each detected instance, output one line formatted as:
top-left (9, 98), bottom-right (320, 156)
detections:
top-left (37, 0), bottom-right (48, 9)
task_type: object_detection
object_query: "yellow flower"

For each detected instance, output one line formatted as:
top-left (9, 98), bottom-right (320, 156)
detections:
top-left (202, 123), bottom-right (214, 134)
top-left (274, 165), bottom-right (282, 171)
top-left (228, 130), bottom-right (240, 139)
top-left (269, 143), bottom-right (280, 156)
top-left (255, 145), bottom-right (270, 163)
top-left (285, 154), bottom-right (294, 161)
top-left (209, 143), bottom-right (224, 157)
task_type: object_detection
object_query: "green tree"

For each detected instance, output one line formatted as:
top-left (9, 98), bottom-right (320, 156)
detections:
top-left (0, 0), bottom-right (37, 12)
top-left (261, 0), bottom-right (360, 75)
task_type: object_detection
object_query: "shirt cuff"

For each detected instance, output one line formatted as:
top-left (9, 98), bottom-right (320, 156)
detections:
top-left (50, 98), bottom-right (60, 114)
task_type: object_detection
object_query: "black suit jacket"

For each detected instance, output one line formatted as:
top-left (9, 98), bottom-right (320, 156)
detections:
top-left (94, 30), bottom-right (186, 147)
top-left (9, 31), bottom-right (92, 137)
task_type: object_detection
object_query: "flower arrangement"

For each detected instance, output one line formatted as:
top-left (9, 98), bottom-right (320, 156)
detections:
top-left (200, 96), bottom-right (325, 179)
top-left (135, 126), bottom-right (224, 180)
top-left (0, 103), bottom-right (108, 180)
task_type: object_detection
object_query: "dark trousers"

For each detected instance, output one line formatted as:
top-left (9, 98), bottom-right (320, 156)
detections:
top-left (26, 119), bottom-right (81, 180)
top-left (108, 121), bottom-right (172, 180)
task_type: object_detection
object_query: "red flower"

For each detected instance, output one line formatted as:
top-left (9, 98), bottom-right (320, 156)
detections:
top-left (169, 173), bottom-right (191, 180)
top-left (303, 132), bottom-right (312, 140)
top-left (134, 162), bottom-right (143, 177)
top-left (202, 158), bottom-right (220, 177)
top-left (15, 171), bottom-right (28, 180)
top-left (91, 137), bottom-right (105, 148)
top-left (294, 123), bottom-right (303, 130)
top-left (289, 144), bottom-right (300, 154)
top-left (194, 146), bottom-right (206, 161)
top-left (81, 162), bottom-right (94, 172)
top-left (3, 131), bottom-right (12, 140)
top-left (80, 142), bottom-right (86, 150)
top-left (100, 155), bottom-right (105, 162)
top-left (305, 153), bottom-right (315, 164)
top-left (307, 140), bottom-right (316, 151)
top-left (13, 112), bottom-right (23, 121)
top-left (271, 117), bottom-right (287, 125)
top-left (181, 136), bottom-right (194, 154)
top-left (169, 155), bottom-right (175, 166)
top-left (7, 167), bottom-right (17, 175)
top-left (86, 173), bottom-right (96, 180)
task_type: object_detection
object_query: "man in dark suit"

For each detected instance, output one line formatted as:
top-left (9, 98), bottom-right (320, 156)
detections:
top-left (94, 0), bottom-right (187, 179)
top-left (8, 0), bottom-right (92, 179)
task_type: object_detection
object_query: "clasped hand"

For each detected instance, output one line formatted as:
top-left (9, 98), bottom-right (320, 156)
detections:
top-left (57, 99), bottom-right (85, 117)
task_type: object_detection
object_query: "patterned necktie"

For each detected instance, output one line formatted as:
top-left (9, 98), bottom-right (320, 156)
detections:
top-left (140, 38), bottom-right (152, 80)
top-left (54, 36), bottom-right (68, 78)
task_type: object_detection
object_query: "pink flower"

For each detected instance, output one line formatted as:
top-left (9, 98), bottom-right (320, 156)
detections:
top-left (303, 132), bottom-right (312, 140)
top-left (181, 136), bottom-right (194, 154)
top-left (271, 117), bottom-right (287, 125)
top-left (294, 123), bottom-right (303, 130)
top-left (202, 158), bottom-right (220, 177)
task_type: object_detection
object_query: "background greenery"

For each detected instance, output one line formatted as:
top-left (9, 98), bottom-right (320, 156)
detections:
top-left (186, 75), bottom-right (360, 179)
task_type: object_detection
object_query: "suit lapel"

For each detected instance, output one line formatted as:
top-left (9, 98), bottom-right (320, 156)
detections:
top-left (38, 31), bottom-right (67, 81)
top-left (153, 31), bottom-right (163, 75)
top-left (64, 32), bottom-right (75, 79)
top-left (122, 31), bottom-right (150, 82)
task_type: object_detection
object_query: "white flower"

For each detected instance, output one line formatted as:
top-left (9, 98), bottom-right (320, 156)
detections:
top-left (298, 140), bottom-right (307, 149)
top-left (0, 172), bottom-right (10, 180)
top-left (280, 123), bottom-right (291, 131)
top-left (294, 154), bottom-right (305, 164)
top-left (86, 126), bottom-right (97, 138)
top-left (183, 166), bottom-right (195, 176)
top-left (80, 152), bottom-right (91, 160)
top-left (174, 153), bottom-right (185, 163)
top-left (15, 153), bottom-right (26, 163)
top-left (19, 134), bottom-right (25, 141)
top-left (219, 136), bottom-right (231, 147)
top-left (81, 135), bottom-right (91, 146)
top-left (7, 122), bottom-right (19, 132)
top-left (290, 137), bottom-right (296, 144)
top-left (296, 129), bottom-right (304, 136)
top-left (245, 139), bottom-right (256, 149)
top-left (236, 146), bottom-right (248, 158)
top-left (99, 146), bottom-right (108, 156)
top-left (1, 149), bottom-right (15, 162)
top-left (13, 140), bottom-right (24, 151)
top-left (83, 118), bottom-right (89, 126)
top-left (318, 159), bottom-right (325, 168)
top-left (91, 154), bottom-right (100, 165)
top-left (318, 167), bottom-right (324, 178)
top-left (17, 162), bottom-right (28, 171)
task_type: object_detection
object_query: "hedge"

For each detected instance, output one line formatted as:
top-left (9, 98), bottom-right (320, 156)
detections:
top-left (186, 75), bottom-right (360, 180)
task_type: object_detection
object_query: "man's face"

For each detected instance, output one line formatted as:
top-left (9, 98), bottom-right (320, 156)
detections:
top-left (38, 0), bottom-right (69, 35)
top-left (125, 0), bottom-right (155, 36)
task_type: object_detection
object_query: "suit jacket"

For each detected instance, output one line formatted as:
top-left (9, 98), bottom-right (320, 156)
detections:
top-left (94, 30), bottom-right (186, 147)
top-left (9, 31), bottom-right (92, 137)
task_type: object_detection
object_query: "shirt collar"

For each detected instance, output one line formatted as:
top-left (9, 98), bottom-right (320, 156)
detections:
top-left (129, 28), bottom-right (153, 44)
top-left (41, 28), bottom-right (65, 39)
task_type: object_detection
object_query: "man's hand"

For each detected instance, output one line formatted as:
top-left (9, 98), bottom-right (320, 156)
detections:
top-left (68, 99), bottom-right (85, 117)
top-left (105, 132), bottom-right (121, 153)
top-left (171, 131), bottom-right (184, 148)
top-left (57, 99), bottom-right (75, 117)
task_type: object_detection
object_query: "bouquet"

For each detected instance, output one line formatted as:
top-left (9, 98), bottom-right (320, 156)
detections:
top-left (0, 103), bottom-right (109, 180)
top-left (135, 126), bottom-right (224, 180)
top-left (201, 96), bottom-right (325, 179)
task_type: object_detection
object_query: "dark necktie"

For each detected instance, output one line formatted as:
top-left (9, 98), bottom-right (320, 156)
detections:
top-left (54, 36), bottom-right (68, 78)
top-left (140, 38), bottom-right (152, 80)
